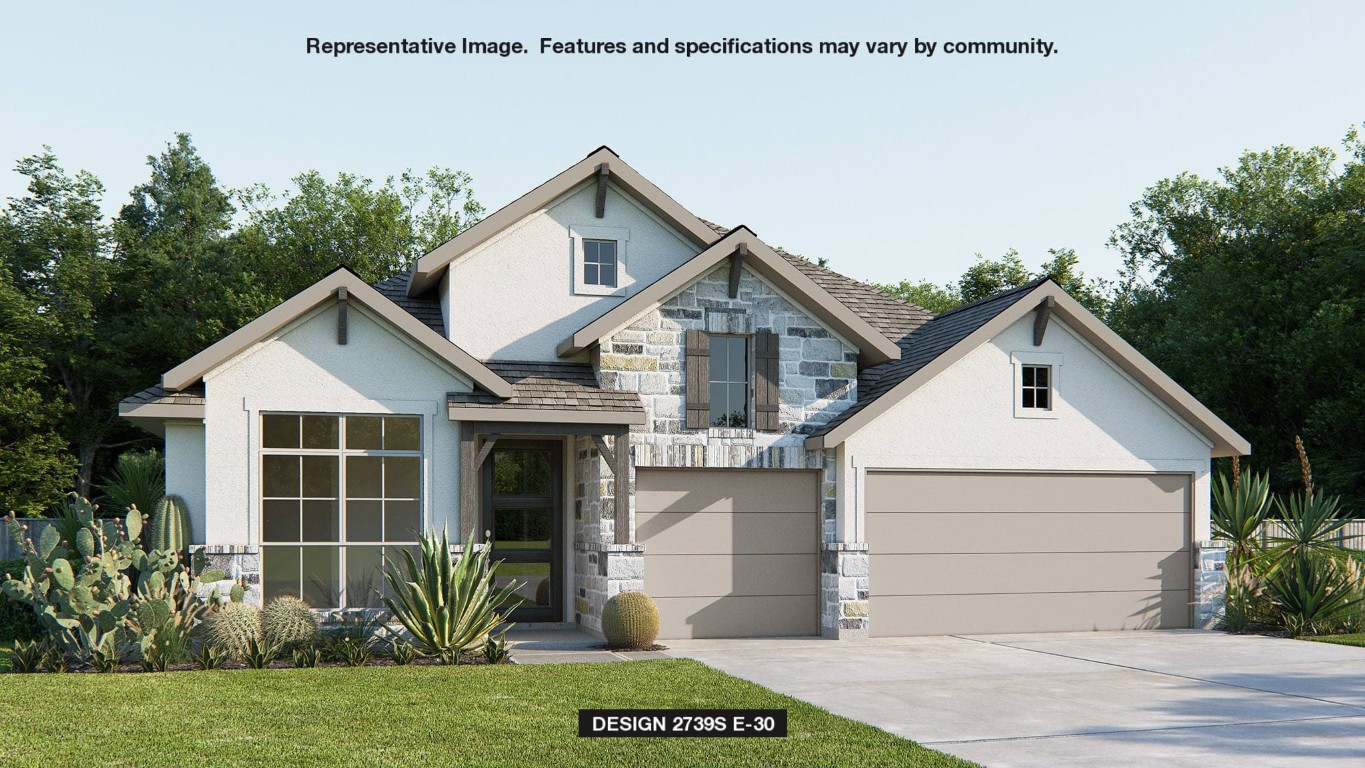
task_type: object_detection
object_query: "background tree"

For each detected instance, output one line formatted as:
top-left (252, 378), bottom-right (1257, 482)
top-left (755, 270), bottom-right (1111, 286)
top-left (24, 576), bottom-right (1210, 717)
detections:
top-left (1108, 126), bottom-right (1365, 503)
top-left (872, 248), bottom-right (1110, 316)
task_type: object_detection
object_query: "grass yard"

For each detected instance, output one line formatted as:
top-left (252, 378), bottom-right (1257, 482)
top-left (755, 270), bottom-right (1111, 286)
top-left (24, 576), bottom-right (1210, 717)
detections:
top-left (0, 653), bottom-right (973, 768)
top-left (1302, 633), bottom-right (1365, 647)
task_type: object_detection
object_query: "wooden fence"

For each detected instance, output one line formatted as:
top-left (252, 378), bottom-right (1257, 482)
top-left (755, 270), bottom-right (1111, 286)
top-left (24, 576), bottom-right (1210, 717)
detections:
top-left (1257, 519), bottom-right (1365, 548)
top-left (0, 518), bottom-right (58, 561)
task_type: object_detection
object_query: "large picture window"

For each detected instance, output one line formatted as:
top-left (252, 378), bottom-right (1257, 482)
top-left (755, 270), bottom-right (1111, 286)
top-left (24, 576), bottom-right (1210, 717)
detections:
top-left (260, 413), bottom-right (422, 609)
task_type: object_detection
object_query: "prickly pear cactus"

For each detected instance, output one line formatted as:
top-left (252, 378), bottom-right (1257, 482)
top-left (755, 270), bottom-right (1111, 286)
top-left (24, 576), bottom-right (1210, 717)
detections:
top-left (147, 495), bottom-right (192, 553)
top-left (601, 591), bottom-right (660, 649)
top-left (260, 596), bottom-right (320, 652)
top-left (204, 602), bottom-right (261, 659)
top-left (0, 494), bottom-right (221, 661)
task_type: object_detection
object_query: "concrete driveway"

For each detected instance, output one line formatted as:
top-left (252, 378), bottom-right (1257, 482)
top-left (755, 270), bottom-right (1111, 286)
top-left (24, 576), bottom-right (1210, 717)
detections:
top-left (665, 630), bottom-right (1365, 767)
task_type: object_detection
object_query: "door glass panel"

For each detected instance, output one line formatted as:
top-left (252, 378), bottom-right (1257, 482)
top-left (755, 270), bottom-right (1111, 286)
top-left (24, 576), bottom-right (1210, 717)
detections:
top-left (493, 507), bottom-right (552, 549)
top-left (493, 450), bottom-right (552, 496)
top-left (495, 562), bottom-right (550, 609)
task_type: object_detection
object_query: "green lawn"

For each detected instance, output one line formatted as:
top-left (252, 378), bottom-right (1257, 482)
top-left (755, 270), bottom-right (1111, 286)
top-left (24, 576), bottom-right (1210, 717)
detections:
top-left (0, 654), bottom-right (973, 767)
top-left (1302, 633), bottom-right (1365, 647)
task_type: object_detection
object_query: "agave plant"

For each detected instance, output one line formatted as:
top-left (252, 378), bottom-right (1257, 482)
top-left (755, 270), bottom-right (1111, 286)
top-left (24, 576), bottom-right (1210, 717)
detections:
top-left (101, 450), bottom-right (165, 519)
top-left (382, 529), bottom-right (521, 664)
top-left (1264, 553), bottom-right (1364, 636)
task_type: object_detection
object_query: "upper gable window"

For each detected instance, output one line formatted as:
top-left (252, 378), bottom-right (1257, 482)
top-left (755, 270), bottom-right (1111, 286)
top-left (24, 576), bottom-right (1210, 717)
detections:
top-left (1012, 351), bottom-right (1061, 419)
top-left (571, 225), bottom-right (629, 297)
top-left (708, 335), bottom-right (749, 428)
top-left (582, 239), bottom-right (618, 287)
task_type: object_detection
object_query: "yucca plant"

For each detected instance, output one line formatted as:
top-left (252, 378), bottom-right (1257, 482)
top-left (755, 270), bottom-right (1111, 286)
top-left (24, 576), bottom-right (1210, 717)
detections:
top-left (1211, 457), bottom-right (1273, 578)
top-left (382, 528), bottom-right (522, 664)
top-left (88, 637), bottom-right (122, 673)
top-left (101, 450), bottom-right (165, 519)
top-left (9, 639), bottom-right (46, 672)
top-left (1264, 553), bottom-right (1364, 636)
top-left (1265, 438), bottom-right (1360, 574)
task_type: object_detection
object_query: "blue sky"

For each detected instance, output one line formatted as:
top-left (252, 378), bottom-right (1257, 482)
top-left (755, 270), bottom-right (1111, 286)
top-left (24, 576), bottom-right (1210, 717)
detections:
top-left (2, 1), bottom-right (1361, 286)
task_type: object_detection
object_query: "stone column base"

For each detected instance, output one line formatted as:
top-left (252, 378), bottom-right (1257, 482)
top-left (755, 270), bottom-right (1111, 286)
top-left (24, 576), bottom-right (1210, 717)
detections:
top-left (1194, 540), bottom-right (1228, 629)
top-left (821, 543), bottom-right (869, 638)
top-left (573, 541), bottom-right (645, 633)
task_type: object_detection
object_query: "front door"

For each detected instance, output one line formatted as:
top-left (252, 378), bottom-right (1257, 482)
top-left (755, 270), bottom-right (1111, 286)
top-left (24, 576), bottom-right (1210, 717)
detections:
top-left (481, 440), bottom-right (562, 622)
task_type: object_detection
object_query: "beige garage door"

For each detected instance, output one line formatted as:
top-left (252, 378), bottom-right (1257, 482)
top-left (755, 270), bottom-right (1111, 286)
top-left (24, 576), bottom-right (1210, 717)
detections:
top-left (636, 468), bottom-right (819, 639)
top-left (867, 471), bottom-right (1191, 637)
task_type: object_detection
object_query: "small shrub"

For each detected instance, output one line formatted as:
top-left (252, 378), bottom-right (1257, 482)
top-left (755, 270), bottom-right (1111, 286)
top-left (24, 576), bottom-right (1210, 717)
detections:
top-left (293, 645), bottom-right (321, 668)
top-left (601, 591), bottom-right (660, 650)
top-left (88, 641), bottom-right (121, 673)
top-left (243, 636), bottom-right (279, 670)
top-left (192, 644), bottom-right (227, 671)
top-left (40, 643), bottom-right (68, 673)
top-left (389, 640), bottom-right (418, 666)
top-left (204, 603), bottom-right (261, 659)
top-left (483, 628), bottom-right (512, 664)
top-left (261, 596), bottom-right (320, 653)
top-left (334, 637), bottom-right (373, 667)
top-left (1266, 553), bottom-right (1364, 637)
top-left (9, 639), bottom-right (45, 673)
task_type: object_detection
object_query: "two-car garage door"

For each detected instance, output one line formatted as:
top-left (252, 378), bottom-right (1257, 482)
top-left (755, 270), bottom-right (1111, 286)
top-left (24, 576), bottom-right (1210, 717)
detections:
top-left (867, 471), bottom-right (1192, 637)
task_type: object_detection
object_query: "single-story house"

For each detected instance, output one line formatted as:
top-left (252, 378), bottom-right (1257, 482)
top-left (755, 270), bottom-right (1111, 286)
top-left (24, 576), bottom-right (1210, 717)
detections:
top-left (120, 147), bottom-right (1247, 639)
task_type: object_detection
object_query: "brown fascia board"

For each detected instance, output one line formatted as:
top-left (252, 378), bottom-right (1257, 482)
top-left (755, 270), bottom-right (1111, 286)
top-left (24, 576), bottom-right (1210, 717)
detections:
top-left (407, 147), bottom-right (721, 296)
top-left (161, 269), bottom-right (514, 398)
top-left (557, 227), bottom-right (903, 364)
top-left (807, 282), bottom-right (1252, 457)
top-left (447, 405), bottom-right (647, 425)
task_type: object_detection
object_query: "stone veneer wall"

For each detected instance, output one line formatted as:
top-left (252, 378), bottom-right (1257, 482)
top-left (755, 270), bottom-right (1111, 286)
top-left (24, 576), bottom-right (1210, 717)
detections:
top-left (1193, 539), bottom-right (1227, 629)
top-left (572, 264), bottom-right (866, 637)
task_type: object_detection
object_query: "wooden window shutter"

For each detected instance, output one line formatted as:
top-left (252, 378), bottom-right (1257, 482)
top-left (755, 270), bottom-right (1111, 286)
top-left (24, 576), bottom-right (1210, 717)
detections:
top-left (754, 331), bottom-right (780, 431)
top-left (684, 330), bottom-right (711, 429)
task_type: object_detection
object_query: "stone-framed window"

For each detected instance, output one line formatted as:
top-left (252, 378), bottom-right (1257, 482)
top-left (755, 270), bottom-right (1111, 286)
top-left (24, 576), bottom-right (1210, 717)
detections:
top-left (259, 413), bottom-right (422, 609)
top-left (708, 334), bottom-right (749, 427)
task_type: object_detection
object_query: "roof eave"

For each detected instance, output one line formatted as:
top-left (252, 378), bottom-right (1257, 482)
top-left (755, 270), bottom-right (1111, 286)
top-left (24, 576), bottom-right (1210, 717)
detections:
top-left (447, 404), bottom-right (647, 425)
top-left (408, 147), bottom-right (721, 296)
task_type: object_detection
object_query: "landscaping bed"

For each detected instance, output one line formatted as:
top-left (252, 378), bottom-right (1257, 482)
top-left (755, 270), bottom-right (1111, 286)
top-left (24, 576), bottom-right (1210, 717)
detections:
top-left (0, 655), bottom-right (973, 768)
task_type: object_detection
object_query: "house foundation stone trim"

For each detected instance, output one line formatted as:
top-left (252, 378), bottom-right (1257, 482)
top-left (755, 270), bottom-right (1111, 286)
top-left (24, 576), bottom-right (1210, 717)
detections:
top-left (822, 543), bottom-right (869, 638)
top-left (1193, 539), bottom-right (1227, 629)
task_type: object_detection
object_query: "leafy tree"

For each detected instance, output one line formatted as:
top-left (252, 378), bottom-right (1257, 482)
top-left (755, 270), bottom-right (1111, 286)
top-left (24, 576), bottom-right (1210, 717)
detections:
top-left (0, 150), bottom-right (124, 498)
top-left (1108, 126), bottom-right (1365, 502)
top-left (873, 248), bottom-right (1110, 316)
top-left (234, 167), bottom-right (483, 295)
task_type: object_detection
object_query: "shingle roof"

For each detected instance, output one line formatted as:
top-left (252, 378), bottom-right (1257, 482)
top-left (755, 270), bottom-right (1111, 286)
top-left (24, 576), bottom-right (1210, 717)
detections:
top-left (447, 360), bottom-right (645, 414)
top-left (121, 383), bottom-right (206, 406)
top-left (373, 275), bottom-right (444, 335)
top-left (810, 277), bottom-right (1049, 437)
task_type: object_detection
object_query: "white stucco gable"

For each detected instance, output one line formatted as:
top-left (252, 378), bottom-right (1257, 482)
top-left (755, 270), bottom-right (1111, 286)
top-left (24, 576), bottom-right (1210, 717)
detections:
top-left (195, 302), bottom-right (470, 547)
top-left (444, 179), bottom-right (703, 362)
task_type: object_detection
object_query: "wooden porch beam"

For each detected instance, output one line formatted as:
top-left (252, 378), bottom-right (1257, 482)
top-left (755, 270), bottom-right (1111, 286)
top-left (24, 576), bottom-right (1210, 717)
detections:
top-left (728, 243), bottom-right (747, 298)
top-left (594, 163), bottom-right (610, 218)
top-left (591, 434), bottom-right (616, 470)
top-left (458, 422), bottom-right (477, 542)
top-left (1033, 295), bottom-right (1056, 346)
top-left (613, 428), bottom-right (630, 544)
top-left (473, 433), bottom-right (501, 471)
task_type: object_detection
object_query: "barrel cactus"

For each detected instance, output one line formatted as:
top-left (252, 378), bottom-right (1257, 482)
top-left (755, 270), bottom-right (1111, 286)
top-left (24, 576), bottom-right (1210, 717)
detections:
top-left (601, 591), bottom-right (659, 649)
top-left (261, 596), bottom-right (320, 652)
top-left (204, 602), bottom-right (261, 659)
top-left (147, 495), bottom-right (191, 553)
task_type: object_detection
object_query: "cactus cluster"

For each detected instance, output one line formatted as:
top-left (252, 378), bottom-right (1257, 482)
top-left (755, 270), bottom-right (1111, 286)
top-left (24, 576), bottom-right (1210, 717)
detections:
top-left (203, 602), bottom-right (261, 659)
top-left (0, 494), bottom-right (223, 665)
top-left (146, 495), bottom-right (191, 553)
top-left (260, 596), bottom-right (320, 652)
top-left (601, 591), bottom-right (660, 650)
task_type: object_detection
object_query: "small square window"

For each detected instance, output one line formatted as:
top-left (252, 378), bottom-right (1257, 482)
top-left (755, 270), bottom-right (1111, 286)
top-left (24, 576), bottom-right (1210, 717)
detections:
top-left (1021, 364), bottom-right (1051, 410)
top-left (582, 239), bottom-right (618, 287)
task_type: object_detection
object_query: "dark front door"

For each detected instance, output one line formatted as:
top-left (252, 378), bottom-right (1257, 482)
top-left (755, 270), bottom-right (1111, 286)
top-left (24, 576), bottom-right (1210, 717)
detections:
top-left (482, 440), bottom-right (562, 622)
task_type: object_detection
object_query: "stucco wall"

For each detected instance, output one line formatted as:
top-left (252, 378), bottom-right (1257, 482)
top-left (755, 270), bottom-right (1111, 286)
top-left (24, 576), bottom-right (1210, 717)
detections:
top-left (164, 422), bottom-right (207, 544)
top-left (841, 314), bottom-right (1215, 543)
top-left (195, 302), bottom-right (472, 548)
top-left (445, 180), bottom-right (701, 362)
